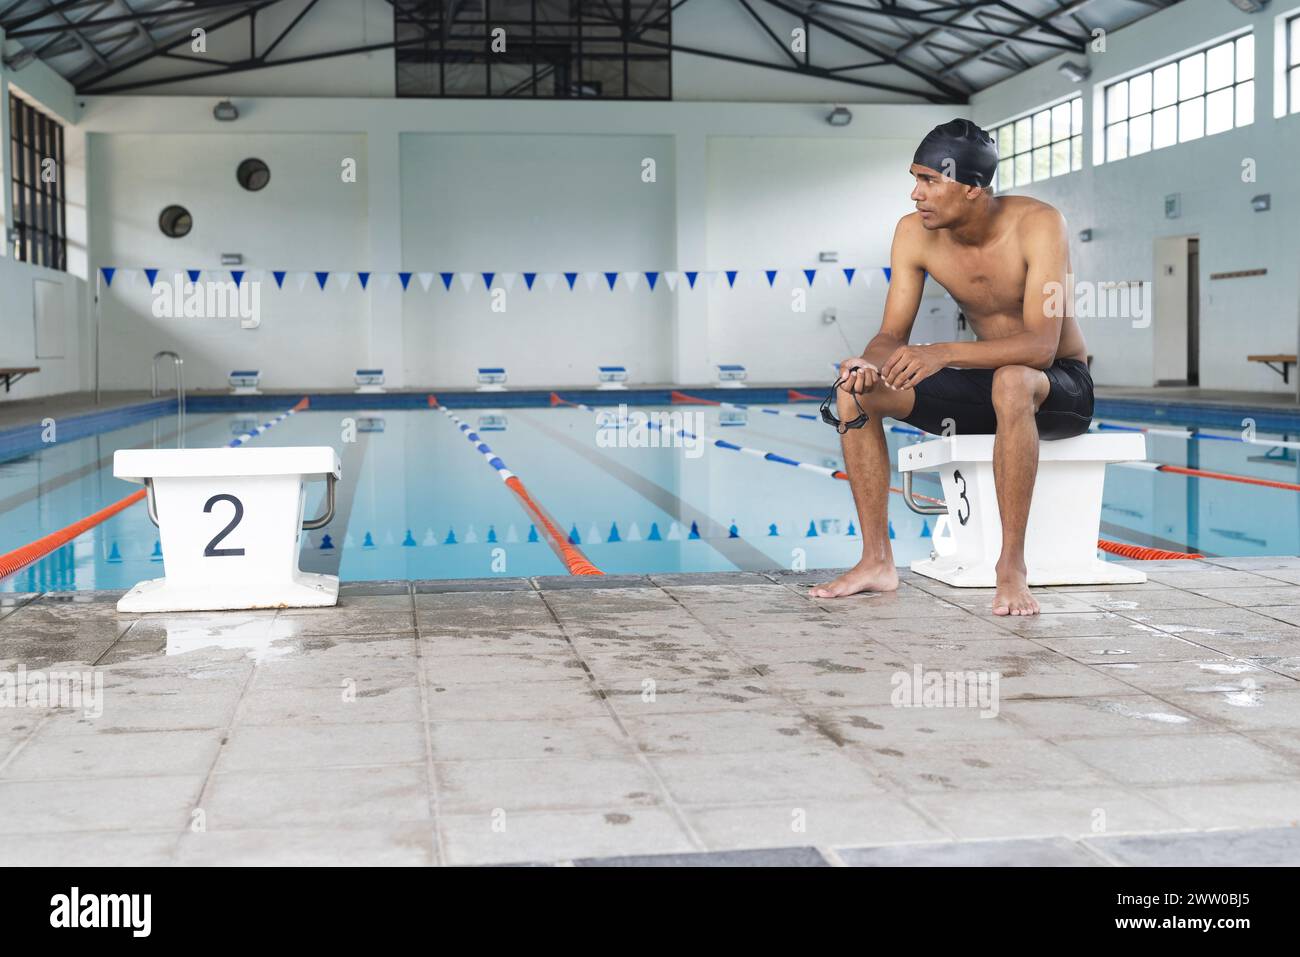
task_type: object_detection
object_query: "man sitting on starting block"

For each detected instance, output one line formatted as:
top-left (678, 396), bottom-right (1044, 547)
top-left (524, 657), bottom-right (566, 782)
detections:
top-left (810, 118), bottom-right (1092, 617)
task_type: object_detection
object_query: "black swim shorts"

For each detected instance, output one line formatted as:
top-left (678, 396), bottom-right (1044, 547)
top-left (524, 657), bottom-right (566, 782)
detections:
top-left (900, 357), bottom-right (1094, 440)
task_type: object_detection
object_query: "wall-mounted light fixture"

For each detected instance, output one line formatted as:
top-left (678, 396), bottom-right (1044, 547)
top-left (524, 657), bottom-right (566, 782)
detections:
top-left (826, 106), bottom-right (852, 127)
top-left (1078, 228), bottom-right (1093, 243)
top-left (2, 48), bottom-right (37, 72)
top-left (213, 99), bottom-right (239, 122)
top-left (221, 253), bottom-right (243, 266)
top-left (1251, 193), bottom-right (1271, 212)
top-left (1058, 61), bottom-right (1090, 83)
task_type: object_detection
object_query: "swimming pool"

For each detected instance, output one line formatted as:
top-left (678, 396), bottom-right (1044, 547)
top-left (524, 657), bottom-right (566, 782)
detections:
top-left (3, 391), bottom-right (1298, 592)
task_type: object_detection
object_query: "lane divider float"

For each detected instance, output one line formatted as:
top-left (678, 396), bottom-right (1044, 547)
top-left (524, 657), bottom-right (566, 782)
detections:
top-left (437, 404), bottom-right (602, 576)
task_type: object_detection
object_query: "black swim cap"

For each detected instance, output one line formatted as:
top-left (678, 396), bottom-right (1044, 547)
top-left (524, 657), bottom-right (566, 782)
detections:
top-left (912, 118), bottom-right (998, 188)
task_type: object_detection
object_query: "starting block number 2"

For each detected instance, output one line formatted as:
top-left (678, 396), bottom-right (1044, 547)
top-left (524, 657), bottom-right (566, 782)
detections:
top-left (203, 494), bottom-right (247, 557)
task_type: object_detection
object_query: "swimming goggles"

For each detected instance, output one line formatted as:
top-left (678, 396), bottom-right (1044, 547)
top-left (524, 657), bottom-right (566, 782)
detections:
top-left (820, 374), bottom-right (870, 433)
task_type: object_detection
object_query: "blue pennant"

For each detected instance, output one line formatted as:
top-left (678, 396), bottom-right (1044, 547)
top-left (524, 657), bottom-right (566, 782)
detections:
top-left (100, 267), bottom-right (116, 286)
top-left (564, 272), bottom-right (578, 289)
top-left (398, 271), bottom-right (412, 290)
top-left (440, 272), bottom-right (454, 290)
top-left (604, 272), bottom-right (618, 290)
top-left (725, 270), bottom-right (738, 287)
top-left (523, 272), bottom-right (537, 290)
top-left (765, 270), bottom-right (778, 287)
top-left (143, 268), bottom-right (159, 286)
top-left (272, 270), bottom-right (286, 288)
top-left (187, 269), bottom-right (200, 283)
top-left (645, 271), bottom-right (659, 290)
top-left (357, 271), bottom-right (369, 289)
top-left (231, 270), bottom-right (244, 286)
top-left (843, 268), bottom-right (856, 285)
top-left (804, 269), bottom-right (817, 286)
top-left (684, 271), bottom-right (698, 288)
top-left (482, 272), bottom-right (495, 289)
top-left (315, 271), bottom-right (329, 290)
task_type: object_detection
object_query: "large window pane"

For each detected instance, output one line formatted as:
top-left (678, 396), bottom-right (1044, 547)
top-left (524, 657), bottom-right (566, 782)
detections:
top-left (1052, 101), bottom-right (1071, 141)
top-left (1129, 72), bottom-right (1153, 116)
top-left (997, 158), bottom-right (1014, 189)
top-left (1206, 41), bottom-right (1234, 91)
top-left (1033, 109), bottom-right (1051, 146)
top-left (1106, 80), bottom-right (1128, 121)
top-left (1106, 121), bottom-right (1129, 162)
top-left (1153, 105), bottom-right (1178, 148)
top-left (1206, 86), bottom-right (1233, 134)
top-left (1072, 97), bottom-right (1083, 135)
top-left (1129, 113), bottom-right (1152, 155)
top-left (1179, 97), bottom-right (1204, 140)
top-left (1291, 70), bottom-right (1300, 115)
top-left (1291, 19), bottom-right (1300, 67)
top-left (1015, 117), bottom-right (1032, 153)
top-left (1051, 139), bottom-right (1070, 175)
top-left (1032, 144), bottom-right (1051, 180)
top-left (1237, 34), bottom-right (1255, 80)
top-left (1071, 135), bottom-right (1083, 170)
top-left (997, 125), bottom-right (1014, 158)
top-left (1179, 52), bottom-right (1205, 100)
top-left (1014, 152), bottom-right (1031, 186)
top-left (1236, 78), bottom-right (1254, 125)
top-left (1153, 63), bottom-right (1178, 107)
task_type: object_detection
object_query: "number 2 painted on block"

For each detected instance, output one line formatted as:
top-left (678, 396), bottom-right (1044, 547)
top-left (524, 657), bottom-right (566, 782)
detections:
top-left (203, 493), bottom-right (246, 557)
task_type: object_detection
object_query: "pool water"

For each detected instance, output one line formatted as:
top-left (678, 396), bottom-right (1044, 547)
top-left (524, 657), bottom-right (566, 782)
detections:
top-left (2, 398), bottom-right (1297, 592)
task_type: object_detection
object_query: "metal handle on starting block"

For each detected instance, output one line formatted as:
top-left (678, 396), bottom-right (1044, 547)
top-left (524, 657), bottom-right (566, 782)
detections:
top-left (902, 471), bottom-right (947, 516)
top-left (143, 473), bottom-right (336, 530)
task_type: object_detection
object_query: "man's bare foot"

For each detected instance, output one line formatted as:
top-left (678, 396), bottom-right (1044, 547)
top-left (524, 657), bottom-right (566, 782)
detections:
top-left (808, 561), bottom-right (899, 598)
top-left (992, 563), bottom-right (1039, 616)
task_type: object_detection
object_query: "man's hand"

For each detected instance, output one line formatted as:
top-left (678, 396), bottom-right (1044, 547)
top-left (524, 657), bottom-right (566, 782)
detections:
top-left (836, 357), bottom-right (884, 394)
top-left (881, 344), bottom-right (946, 390)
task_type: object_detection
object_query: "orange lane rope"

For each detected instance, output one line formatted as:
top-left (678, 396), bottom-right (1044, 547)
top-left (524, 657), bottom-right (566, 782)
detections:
top-left (1155, 464), bottom-right (1300, 493)
top-left (503, 475), bottom-right (602, 576)
top-left (0, 488), bottom-right (147, 580)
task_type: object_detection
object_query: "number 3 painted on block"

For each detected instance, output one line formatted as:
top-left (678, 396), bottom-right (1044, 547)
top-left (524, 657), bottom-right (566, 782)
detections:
top-left (953, 469), bottom-right (971, 526)
top-left (203, 493), bottom-right (246, 557)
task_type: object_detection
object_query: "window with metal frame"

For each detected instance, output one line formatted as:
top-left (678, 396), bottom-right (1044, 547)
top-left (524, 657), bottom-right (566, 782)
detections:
top-left (991, 96), bottom-right (1083, 192)
top-left (1288, 14), bottom-right (1300, 114)
top-left (1102, 32), bottom-right (1254, 164)
top-left (393, 0), bottom-right (672, 99)
top-left (8, 94), bottom-right (67, 271)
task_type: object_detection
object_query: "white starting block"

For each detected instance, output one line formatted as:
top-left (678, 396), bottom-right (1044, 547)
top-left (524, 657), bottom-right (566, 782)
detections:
top-left (113, 446), bottom-right (341, 612)
top-left (597, 365), bottom-right (629, 390)
top-left (716, 363), bottom-right (747, 388)
top-left (898, 432), bottom-right (1148, 587)
top-left (354, 368), bottom-right (386, 394)
top-left (476, 367), bottom-right (507, 392)
top-left (228, 369), bottom-right (261, 395)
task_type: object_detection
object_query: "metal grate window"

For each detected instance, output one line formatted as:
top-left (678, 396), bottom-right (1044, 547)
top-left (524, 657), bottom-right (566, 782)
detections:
top-left (991, 96), bottom-right (1083, 192)
top-left (1102, 33), bottom-right (1254, 164)
top-left (8, 94), bottom-right (67, 271)
top-left (394, 0), bottom-right (672, 99)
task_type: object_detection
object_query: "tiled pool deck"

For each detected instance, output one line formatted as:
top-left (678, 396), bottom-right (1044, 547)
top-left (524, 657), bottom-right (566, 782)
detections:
top-left (2, 558), bottom-right (1300, 867)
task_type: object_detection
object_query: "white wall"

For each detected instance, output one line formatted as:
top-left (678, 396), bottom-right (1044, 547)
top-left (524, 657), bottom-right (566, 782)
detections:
top-left (972, 0), bottom-right (1300, 391)
top-left (80, 96), bottom-right (960, 392)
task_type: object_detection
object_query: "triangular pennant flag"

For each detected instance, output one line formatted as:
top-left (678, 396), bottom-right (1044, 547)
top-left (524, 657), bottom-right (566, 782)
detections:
top-left (645, 271), bottom-right (659, 290)
top-left (843, 267), bottom-right (856, 285)
top-left (439, 272), bottom-right (454, 290)
top-left (883, 267), bottom-right (892, 283)
top-left (708, 270), bottom-right (726, 289)
top-left (398, 271), bottom-right (412, 290)
top-left (664, 271), bottom-right (680, 292)
top-left (684, 271), bottom-right (699, 288)
top-left (231, 270), bottom-right (244, 286)
top-left (378, 272), bottom-right (393, 292)
top-left (125, 269), bottom-right (139, 288)
top-left (725, 270), bottom-right (738, 288)
top-left (804, 269), bottom-right (817, 286)
top-left (419, 272), bottom-right (436, 292)
top-left (273, 270), bottom-right (286, 288)
top-left (357, 271), bottom-right (370, 289)
top-left (187, 269), bottom-right (201, 284)
top-left (502, 273), bottom-right (518, 292)
top-left (581, 272), bottom-right (598, 292)
top-left (296, 272), bottom-right (310, 292)
top-left (100, 267), bottom-right (116, 286)
top-left (337, 272), bottom-right (352, 293)
top-left (144, 268), bottom-right (159, 287)
top-left (765, 270), bottom-right (778, 287)
top-left (457, 272), bottom-right (474, 292)
top-left (624, 272), bottom-right (640, 292)
top-left (604, 271), bottom-right (619, 291)
top-left (482, 272), bottom-right (495, 290)
top-left (863, 270), bottom-right (875, 289)
top-left (563, 272), bottom-right (578, 290)
top-left (315, 271), bottom-right (329, 290)
top-left (543, 273), bottom-right (559, 292)
top-left (523, 272), bottom-right (537, 290)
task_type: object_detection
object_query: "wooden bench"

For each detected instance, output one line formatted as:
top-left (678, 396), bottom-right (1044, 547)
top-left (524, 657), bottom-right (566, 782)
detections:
top-left (0, 367), bottom-right (39, 392)
top-left (1248, 354), bottom-right (1297, 384)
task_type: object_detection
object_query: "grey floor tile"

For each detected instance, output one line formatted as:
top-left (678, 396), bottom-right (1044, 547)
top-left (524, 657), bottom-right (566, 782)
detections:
top-left (429, 716), bottom-right (632, 761)
top-left (648, 749), bottom-right (888, 805)
top-left (836, 836), bottom-right (1103, 867)
top-left (218, 722), bottom-right (427, 772)
top-left (422, 652), bottom-right (591, 685)
top-left (685, 797), bottom-right (947, 850)
top-left (876, 738), bottom-right (1113, 793)
top-left (1086, 826), bottom-right (1300, 866)
top-left (0, 829), bottom-right (178, 866)
top-left (0, 774), bottom-right (202, 833)
top-left (442, 808), bottom-right (696, 865)
top-left (2, 728), bottom-right (223, 780)
top-left (574, 845), bottom-right (830, 867)
top-left (1142, 780), bottom-right (1300, 830)
top-left (436, 755), bottom-right (663, 813)
top-left (177, 824), bottom-right (437, 865)
top-left (1056, 733), bottom-right (1300, 787)
top-left (240, 683), bottom-right (424, 725)
top-left (910, 787), bottom-right (1192, 840)
top-left (203, 765), bottom-right (431, 829)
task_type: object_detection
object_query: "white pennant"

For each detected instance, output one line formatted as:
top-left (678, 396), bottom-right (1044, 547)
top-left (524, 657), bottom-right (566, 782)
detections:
top-left (454, 272), bottom-right (471, 292)
top-left (417, 272), bottom-right (434, 292)
top-left (541, 273), bottom-right (559, 292)
top-left (295, 272), bottom-right (310, 293)
top-left (623, 272), bottom-right (640, 292)
top-left (501, 273), bottom-right (518, 293)
top-left (378, 272), bottom-right (394, 292)
top-left (337, 273), bottom-right (352, 293)
top-left (583, 272), bottom-right (600, 293)
top-left (664, 271), bottom-right (680, 292)
top-left (862, 270), bottom-right (875, 289)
